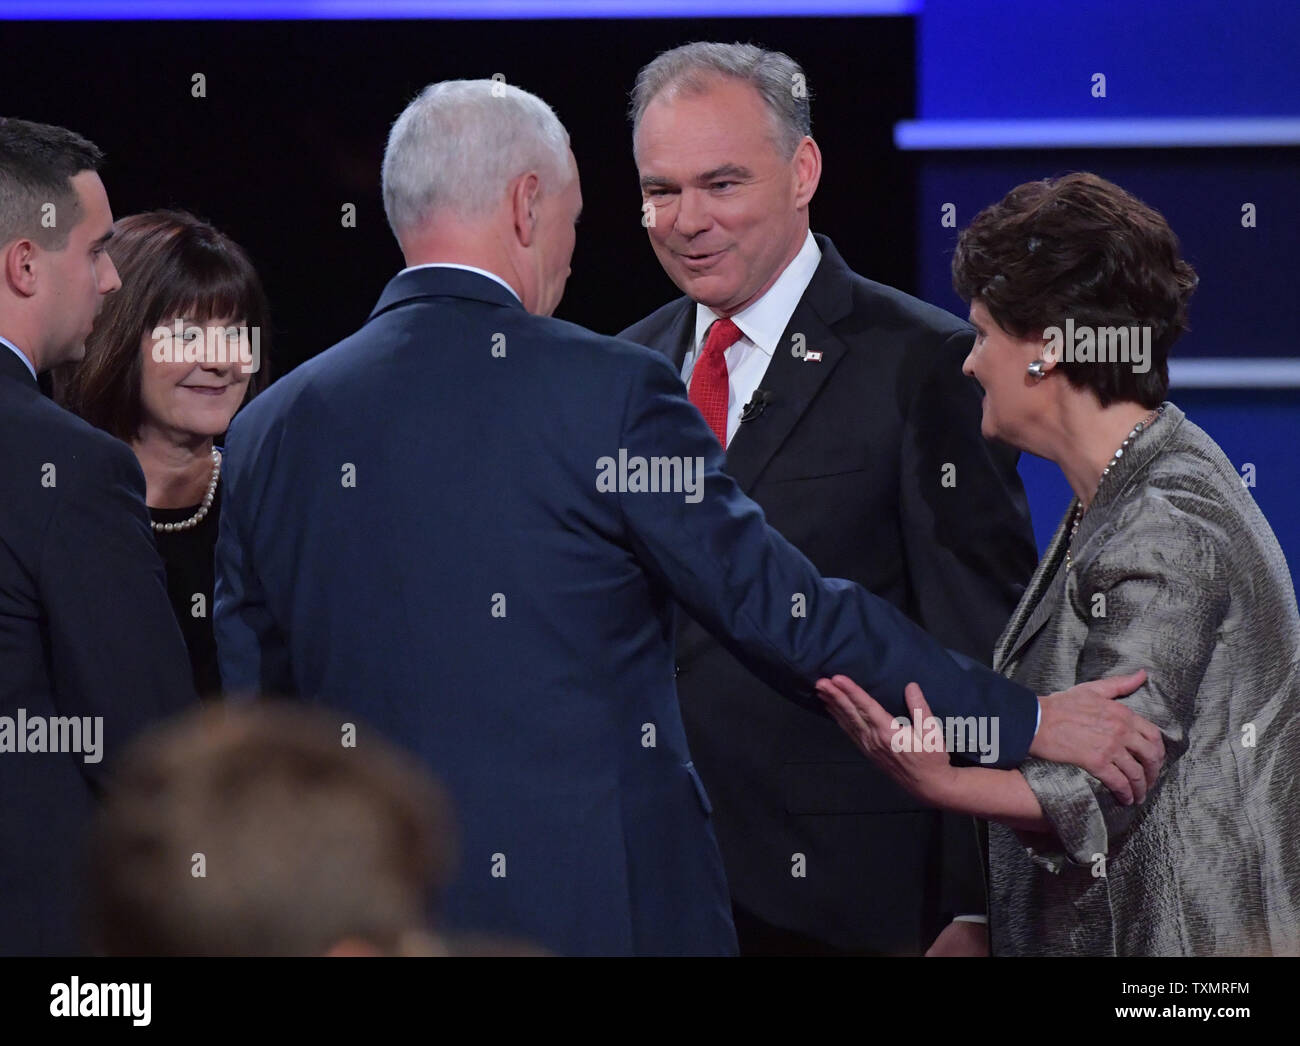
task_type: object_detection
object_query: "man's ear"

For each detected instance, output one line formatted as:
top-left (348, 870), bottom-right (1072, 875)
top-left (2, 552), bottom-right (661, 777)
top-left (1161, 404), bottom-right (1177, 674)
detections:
top-left (792, 137), bottom-right (822, 210)
top-left (511, 172), bottom-right (542, 249)
top-left (3, 239), bottom-right (40, 297)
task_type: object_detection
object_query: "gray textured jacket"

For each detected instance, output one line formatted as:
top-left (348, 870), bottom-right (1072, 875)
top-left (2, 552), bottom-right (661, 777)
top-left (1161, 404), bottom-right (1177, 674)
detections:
top-left (988, 403), bottom-right (1300, 956)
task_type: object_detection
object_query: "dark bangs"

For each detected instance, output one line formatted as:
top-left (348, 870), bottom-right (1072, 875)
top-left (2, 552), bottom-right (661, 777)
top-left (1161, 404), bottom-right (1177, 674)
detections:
top-left (54, 209), bottom-right (273, 440)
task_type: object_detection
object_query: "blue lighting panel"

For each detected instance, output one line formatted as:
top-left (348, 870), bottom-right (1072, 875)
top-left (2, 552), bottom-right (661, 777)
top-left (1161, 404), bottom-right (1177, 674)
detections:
top-left (0, 0), bottom-right (922, 18)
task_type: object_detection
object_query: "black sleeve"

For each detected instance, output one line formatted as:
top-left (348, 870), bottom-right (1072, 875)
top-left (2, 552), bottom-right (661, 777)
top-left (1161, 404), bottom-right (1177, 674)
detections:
top-left (38, 433), bottom-right (199, 787)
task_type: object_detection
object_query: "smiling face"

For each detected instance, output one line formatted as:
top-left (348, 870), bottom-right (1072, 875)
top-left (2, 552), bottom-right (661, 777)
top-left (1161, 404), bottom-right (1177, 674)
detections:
top-left (137, 315), bottom-right (252, 442)
top-left (962, 300), bottom-right (1053, 451)
top-left (634, 77), bottom-right (819, 316)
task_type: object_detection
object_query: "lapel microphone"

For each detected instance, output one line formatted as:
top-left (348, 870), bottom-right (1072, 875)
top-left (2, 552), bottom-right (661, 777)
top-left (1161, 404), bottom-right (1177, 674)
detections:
top-left (740, 389), bottom-right (773, 423)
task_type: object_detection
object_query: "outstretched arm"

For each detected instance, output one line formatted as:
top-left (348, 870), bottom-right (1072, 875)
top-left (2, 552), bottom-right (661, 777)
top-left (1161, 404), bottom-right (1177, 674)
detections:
top-left (612, 351), bottom-right (1162, 776)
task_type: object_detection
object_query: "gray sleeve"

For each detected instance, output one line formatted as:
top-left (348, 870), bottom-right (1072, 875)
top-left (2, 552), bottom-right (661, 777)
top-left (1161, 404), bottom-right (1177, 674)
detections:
top-left (1015, 492), bottom-right (1230, 870)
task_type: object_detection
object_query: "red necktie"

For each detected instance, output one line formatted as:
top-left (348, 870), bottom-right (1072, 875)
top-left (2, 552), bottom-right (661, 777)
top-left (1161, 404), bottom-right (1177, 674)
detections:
top-left (690, 318), bottom-right (742, 447)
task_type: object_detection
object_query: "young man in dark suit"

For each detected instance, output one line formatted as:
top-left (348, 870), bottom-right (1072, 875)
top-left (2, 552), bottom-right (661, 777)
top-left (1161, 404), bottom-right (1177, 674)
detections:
top-left (0, 118), bottom-right (198, 955)
top-left (215, 80), bottom-right (1159, 957)
top-left (620, 42), bottom-right (1040, 956)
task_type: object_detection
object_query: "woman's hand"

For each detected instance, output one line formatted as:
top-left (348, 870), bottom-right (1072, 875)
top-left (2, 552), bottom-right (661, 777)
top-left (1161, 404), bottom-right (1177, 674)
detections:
top-left (815, 675), bottom-right (959, 806)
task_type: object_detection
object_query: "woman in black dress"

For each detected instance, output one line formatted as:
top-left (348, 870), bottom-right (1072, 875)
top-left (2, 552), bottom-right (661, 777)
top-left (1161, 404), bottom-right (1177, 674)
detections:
top-left (57, 210), bottom-right (271, 697)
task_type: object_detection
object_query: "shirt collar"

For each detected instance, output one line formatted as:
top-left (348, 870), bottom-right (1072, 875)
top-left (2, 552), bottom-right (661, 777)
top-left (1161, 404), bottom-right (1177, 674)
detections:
top-left (692, 229), bottom-right (822, 357)
top-left (398, 262), bottom-right (521, 303)
top-left (0, 334), bottom-right (37, 382)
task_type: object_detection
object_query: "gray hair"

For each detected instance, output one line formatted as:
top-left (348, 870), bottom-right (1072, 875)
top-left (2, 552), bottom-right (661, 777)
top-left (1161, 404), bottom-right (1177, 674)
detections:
top-left (382, 79), bottom-right (570, 236)
top-left (629, 42), bottom-right (812, 159)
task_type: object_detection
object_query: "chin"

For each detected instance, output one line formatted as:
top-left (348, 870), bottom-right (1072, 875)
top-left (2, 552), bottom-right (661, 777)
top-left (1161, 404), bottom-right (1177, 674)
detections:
top-left (677, 274), bottom-right (735, 309)
top-left (184, 411), bottom-right (238, 438)
top-left (978, 401), bottom-right (1003, 443)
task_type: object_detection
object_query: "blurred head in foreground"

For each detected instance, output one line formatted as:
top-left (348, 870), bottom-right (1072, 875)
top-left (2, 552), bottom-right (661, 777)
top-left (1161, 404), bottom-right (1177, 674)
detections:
top-left (90, 701), bottom-right (456, 956)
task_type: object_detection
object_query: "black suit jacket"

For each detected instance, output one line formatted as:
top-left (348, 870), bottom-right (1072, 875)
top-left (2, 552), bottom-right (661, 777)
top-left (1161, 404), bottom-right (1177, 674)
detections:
top-left (619, 235), bottom-right (1039, 953)
top-left (0, 346), bottom-right (197, 955)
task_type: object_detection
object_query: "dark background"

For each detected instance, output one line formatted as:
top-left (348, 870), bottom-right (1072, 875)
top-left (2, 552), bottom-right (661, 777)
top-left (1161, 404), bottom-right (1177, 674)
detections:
top-left (5, 8), bottom-right (1296, 584)
top-left (3, 17), bottom-right (915, 373)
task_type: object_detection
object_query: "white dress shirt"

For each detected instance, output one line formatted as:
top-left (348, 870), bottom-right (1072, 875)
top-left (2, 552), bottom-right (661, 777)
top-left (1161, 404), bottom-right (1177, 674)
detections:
top-left (398, 262), bottom-right (521, 303)
top-left (681, 230), bottom-right (821, 447)
top-left (0, 334), bottom-right (37, 382)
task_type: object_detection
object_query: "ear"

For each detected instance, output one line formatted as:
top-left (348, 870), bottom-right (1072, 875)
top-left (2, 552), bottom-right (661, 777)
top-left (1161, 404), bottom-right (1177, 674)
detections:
top-left (511, 172), bottom-right (542, 249)
top-left (1037, 325), bottom-right (1063, 373)
top-left (792, 137), bottom-right (822, 209)
top-left (3, 239), bottom-right (40, 297)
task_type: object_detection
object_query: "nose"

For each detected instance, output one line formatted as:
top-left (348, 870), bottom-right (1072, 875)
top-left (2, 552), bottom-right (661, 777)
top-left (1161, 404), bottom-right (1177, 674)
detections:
top-left (961, 347), bottom-right (976, 377)
top-left (100, 251), bottom-right (122, 295)
top-left (674, 187), bottom-right (711, 239)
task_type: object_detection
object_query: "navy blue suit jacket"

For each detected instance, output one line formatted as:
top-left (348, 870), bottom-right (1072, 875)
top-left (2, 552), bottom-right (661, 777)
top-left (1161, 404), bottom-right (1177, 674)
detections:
top-left (0, 346), bottom-right (197, 955)
top-left (214, 267), bottom-right (1039, 956)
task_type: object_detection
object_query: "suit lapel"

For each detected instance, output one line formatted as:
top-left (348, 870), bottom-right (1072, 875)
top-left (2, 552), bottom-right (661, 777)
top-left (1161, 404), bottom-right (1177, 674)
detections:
top-left (991, 408), bottom-right (1186, 674)
top-left (661, 302), bottom-right (695, 372)
top-left (725, 302), bottom-right (848, 493)
top-left (724, 236), bottom-right (855, 493)
top-left (993, 503), bottom-right (1075, 673)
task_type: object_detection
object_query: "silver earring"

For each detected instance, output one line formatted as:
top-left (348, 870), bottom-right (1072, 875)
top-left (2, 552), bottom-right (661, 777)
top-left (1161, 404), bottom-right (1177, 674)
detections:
top-left (1027, 360), bottom-right (1047, 380)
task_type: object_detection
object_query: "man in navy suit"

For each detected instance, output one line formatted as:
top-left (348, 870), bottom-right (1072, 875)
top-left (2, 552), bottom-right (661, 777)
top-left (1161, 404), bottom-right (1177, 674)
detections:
top-left (619, 42), bottom-right (1038, 956)
top-left (215, 80), bottom-right (1161, 956)
top-left (0, 118), bottom-right (197, 955)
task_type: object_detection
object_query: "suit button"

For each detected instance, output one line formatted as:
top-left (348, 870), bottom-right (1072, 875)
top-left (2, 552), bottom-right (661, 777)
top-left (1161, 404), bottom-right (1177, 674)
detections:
top-left (674, 664), bottom-right (681, 678)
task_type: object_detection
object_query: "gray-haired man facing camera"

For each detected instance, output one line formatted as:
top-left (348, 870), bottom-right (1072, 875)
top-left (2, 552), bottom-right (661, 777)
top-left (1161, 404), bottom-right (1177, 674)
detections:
top-left (619, 42), bottom-right (1041, 956)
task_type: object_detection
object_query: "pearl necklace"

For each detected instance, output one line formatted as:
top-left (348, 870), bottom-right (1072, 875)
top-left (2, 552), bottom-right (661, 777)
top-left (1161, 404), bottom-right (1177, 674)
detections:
top-left (1065, 406), bottom-right (1162, 573)
top-left (151, 448), bottom-right (221, 534)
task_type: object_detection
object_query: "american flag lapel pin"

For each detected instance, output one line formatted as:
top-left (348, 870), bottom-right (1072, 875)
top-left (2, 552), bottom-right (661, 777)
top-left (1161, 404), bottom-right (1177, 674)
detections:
top-left (805, 350), bottom-right (823, 363)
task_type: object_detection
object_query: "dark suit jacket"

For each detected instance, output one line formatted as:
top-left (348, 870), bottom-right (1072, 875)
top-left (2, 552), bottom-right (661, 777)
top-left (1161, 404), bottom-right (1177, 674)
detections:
top-left (215, 266), bottom-right (1040, 957)
top-left (619, 235), bottom-right (1038, 953)
top-left (0, 346), bottom-right (197, 955)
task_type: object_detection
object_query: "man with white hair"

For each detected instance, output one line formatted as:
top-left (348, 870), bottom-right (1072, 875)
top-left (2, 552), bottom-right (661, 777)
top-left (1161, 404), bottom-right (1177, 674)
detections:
top-left (215, 80), bottom-right (1162, 956)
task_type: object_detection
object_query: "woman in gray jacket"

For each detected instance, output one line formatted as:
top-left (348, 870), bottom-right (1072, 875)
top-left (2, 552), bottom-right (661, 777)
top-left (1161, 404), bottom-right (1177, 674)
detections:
top-left (819, 172), bottom-right (1300, 956)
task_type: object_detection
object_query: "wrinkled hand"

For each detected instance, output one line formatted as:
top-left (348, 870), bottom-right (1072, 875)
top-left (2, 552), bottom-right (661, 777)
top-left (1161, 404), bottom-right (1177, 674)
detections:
top-left (815, 675), bottom-right (957, 805)
top-left (925, 919), bottom-right (989, 957)
top-left (1031, 669), bottom-right (1164, 805)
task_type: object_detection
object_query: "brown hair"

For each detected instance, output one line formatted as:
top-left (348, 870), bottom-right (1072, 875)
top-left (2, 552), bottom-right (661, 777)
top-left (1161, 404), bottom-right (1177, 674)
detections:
top-left (89, 701), bottom-right (457, 956)
top-left (0, 117), bottom-right (103, 250)
top-left (952, 172), bottom-right (1198, 408)
top-left (54, 209), bottom-right (272, 439)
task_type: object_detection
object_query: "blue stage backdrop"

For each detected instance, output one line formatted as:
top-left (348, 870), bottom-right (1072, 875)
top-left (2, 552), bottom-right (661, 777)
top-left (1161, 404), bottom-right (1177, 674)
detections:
top-left (903, 0), bottom-right (1299, 587)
